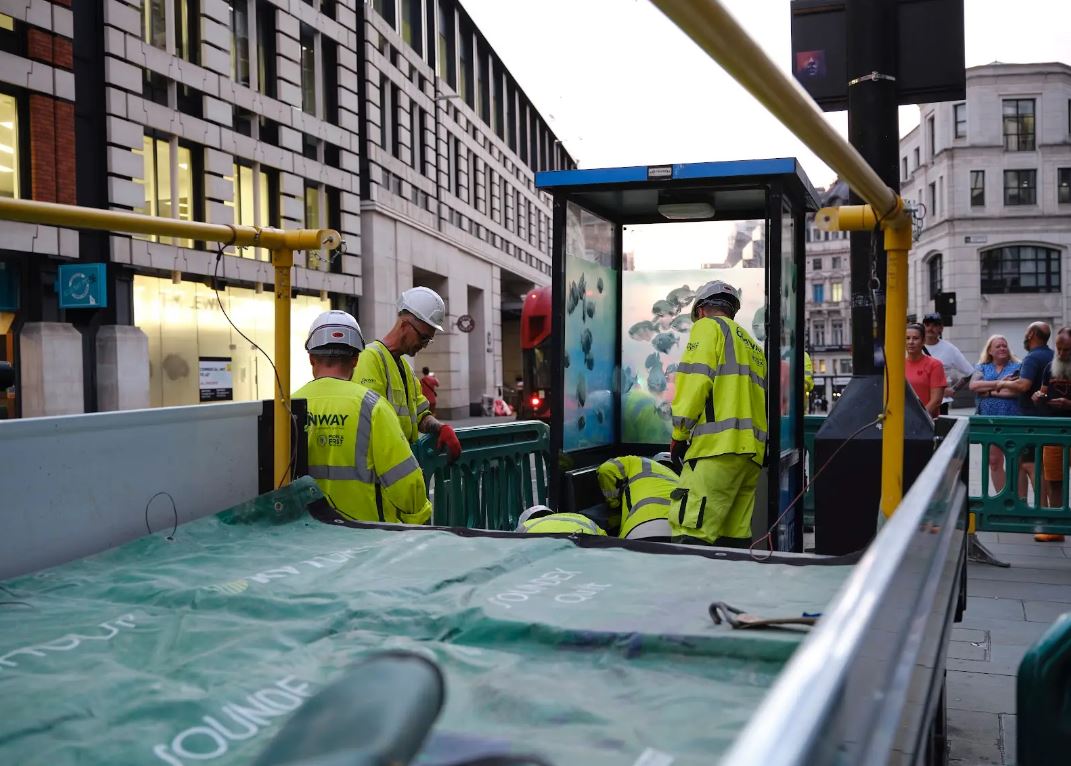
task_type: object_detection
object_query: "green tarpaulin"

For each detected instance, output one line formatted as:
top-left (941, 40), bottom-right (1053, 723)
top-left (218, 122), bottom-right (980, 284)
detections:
top-left (0, 479), bottom-right (851, 765)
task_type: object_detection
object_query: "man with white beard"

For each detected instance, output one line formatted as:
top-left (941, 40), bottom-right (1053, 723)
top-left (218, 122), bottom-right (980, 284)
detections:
top-left (1032, 327), bottom-right (1071, 540)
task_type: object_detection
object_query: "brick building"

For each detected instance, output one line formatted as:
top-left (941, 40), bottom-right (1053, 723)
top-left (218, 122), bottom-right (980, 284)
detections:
top-left (0, 0), bottom-right (571, 418)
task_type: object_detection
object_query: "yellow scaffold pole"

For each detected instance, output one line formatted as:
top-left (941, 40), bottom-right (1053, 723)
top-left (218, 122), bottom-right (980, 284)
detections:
top-left (650, 0), bottom-right (913, 514)
top-left (0, 197), bottom-right (341, 489)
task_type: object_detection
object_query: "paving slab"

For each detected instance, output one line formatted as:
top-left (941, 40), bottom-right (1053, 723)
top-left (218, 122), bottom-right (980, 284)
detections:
top-left (947, 709), bottom-right (1004, 764)
top-left (964, 596), bottom-right (1026, 621)
top-left (968, 564), bottom-right (1071, 586)
top-left (956, 615), bottom-right (1052, 647)
top-left (1023, 599), bottom-right (1071, 623)
top-left (968, 577), bottom-right (1071, 602)
top-left (947, 670), bottom-right (1017, 714)
top-left (981, 541), bottom-right (1069, 558)
top-left (947, 643), bottom-right (1031, 677)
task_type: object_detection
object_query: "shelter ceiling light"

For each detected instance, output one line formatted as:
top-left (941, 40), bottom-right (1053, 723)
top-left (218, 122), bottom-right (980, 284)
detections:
top-left (657, 201), bottom-right (715, 221)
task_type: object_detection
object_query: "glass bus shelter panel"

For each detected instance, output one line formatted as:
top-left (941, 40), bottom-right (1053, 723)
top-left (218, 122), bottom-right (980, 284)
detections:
top-left (778, 206), bottom-right (803, 542)
top-left (619, 221), bottom-right (768, 447)
top-left (562, 201), bottom-right (618, 452)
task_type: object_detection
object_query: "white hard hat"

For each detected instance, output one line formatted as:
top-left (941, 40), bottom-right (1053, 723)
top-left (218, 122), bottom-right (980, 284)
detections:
top-left (692, 280), bottom-right (741, 320)
top-left (398, 287), bottom-right (446, 332)
top-left (306, 310), bottom-right (365, 354)
top-left (515, 504), bottom-right (554, 531)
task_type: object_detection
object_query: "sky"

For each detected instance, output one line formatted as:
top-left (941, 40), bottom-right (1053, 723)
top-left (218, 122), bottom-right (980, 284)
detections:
top-left (462, 0), bottom-right (1071, 191)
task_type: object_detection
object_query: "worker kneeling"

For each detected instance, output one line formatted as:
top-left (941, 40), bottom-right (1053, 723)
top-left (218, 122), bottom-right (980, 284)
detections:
top-left (515, 506), bottom-right (607, 536)
top-left (295, 310), bottom-right (432, 525)
top-left (596, 456), bottom-right (676, 541)
top-left (669, 281), bottom-right (767, 547)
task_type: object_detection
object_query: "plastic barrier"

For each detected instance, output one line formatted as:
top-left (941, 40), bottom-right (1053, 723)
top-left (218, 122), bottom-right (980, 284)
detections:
top-left (1017, 611), bottom-right (1071, 766)
top-left (969, 415), bottom-right (1071, 534)
top-left (806, 414), bottom-right (1071, 535)
top-left (414, 420), bottom-right (550, 529)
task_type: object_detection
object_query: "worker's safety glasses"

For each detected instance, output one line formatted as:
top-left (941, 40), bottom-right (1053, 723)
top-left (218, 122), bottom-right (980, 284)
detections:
top-left (408, 321), bottom-right (435, 346)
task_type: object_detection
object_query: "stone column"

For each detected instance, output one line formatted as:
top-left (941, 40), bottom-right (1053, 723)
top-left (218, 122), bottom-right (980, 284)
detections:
top-left (96, 325), bottom-right (150, 411)
top-left (19, 322), bottom-right (84, 417)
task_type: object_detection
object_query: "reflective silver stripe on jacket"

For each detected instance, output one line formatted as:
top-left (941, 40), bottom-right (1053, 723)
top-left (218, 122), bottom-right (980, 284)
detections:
top-left (676, 330), bottom-right (767, 392)
top-left (626, 495), bottom-right (671, 518)
top-left (307, 389), bottom-right (380, 483)
top-left (691, 417), bottom-right (767, 444)
top-left (370, 342), bottom-right (418, 432)
top-left (673, 414), bottom-right (698, 430)
top-left (623, 516), bottom-right (673, 540)
top-left (380, 454), bottom-right (420, 487)
top-left (416, 400), bottom-right (430, 416)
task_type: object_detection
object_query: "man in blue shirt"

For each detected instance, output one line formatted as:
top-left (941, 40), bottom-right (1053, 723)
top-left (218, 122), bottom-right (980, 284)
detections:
top-left (997, 322), bottom-right (1053, 522)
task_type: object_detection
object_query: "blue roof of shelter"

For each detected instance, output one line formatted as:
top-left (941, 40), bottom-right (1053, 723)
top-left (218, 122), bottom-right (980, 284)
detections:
top-left (536, 158), bottom-right (821, 225)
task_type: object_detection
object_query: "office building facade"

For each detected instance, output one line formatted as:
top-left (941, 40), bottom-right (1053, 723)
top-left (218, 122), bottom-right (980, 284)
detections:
top-left (0, 0), bottom-right (571, 418)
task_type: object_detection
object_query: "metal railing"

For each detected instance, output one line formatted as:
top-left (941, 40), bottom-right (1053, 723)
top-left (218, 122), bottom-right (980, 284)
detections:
top-left (804, 414), bottom-right (1071, 534)
top-left (724, 418), bottom-right (969, 765)
top-left (413, 421), bottom-right (550, 530)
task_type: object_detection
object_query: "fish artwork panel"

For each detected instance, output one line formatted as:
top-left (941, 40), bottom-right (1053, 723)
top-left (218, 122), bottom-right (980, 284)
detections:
top-left (629, 320), bottom-right (660, 341)
top-left (651, 332), bottom-right (679, 354)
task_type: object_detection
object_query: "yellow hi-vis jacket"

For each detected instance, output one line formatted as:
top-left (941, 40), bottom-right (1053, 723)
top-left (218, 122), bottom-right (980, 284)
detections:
top-left (596, 456), bottom-right (677, 540)
top-left (519, 513), bottom-right (607, 535)
top-left (804, 351), bottom-right (814, 396)
top-left (352, 340), bottom-right (431, 444)
top-left (294, 376), bottom-right (432, 524)
top-left (671, 316), bottom-right (768, 466)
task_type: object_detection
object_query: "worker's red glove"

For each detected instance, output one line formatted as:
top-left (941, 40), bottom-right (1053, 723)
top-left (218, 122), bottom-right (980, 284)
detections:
top-left (437, 424), bottom-right (462, 463)
top-left (670, 439), bottom-right (687, 469)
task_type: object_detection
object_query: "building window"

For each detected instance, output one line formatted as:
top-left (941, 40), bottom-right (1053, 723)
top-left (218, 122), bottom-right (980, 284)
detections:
top-left (453, 137), bottom-right (462, 198)
top-left (928, 254), bottom-right (943, 299)
top-left (1003, 169), bottom-right (1037, 206)
top-left (1058, 168), bottom-right (1071, 204)
top-left (379, 74), bottom-right (390, 149)
top-left (304, 183), bottom-right (322, 268)
top-left (812, 283), bottom-right (824, 303)
top-left (175, 0), bottom-right (199, 63)
top-left (231, 1), bottom-right (250, 85)
top-left (912, 147), bottom-right (919, 168)
top-left (390, 83), bottom-right (402, 159)
top-left (437, 2), bottom-right (455, 87)
top-left (981, 245), bottom-right (1060, 294)
top-left (831, 282), bottom-right (842, 302)
top-left (811, 257), bottom-right (821, 271)
top-left (0, 93), bottom-right (21, 199)
top-left (400, 0), bottom-right (421, 54)
top-left (813, 323), bottom-right (825, 345)
top-left (134, 134), bottom-right (196, 247)
top-left (226, 161), bottom-right (276, 261)
top-left (953, 103), bottom-right (966, 139)
top-left (143, 0), bottom-right (166, 48)
top-left (928, 181), bottom-right (937, 218)
top-left (970, 170), bottom-right (985, 207)
top-left (831, 322), bottom-right (843, 346)
top-left (256, 0), bottom-right (276, 98)
top-left (1002, 98), bottom-right (1035, 151)
top-left (926, 115), bottom-right (935, 160)
top-left (458, 23), bottom-right (472, 107)
top-left (411, 107), bottom-right (423, 173)
top-left (299, 24), bottom-right (316, 115)
top-left (322, 38), bottom-right (338, 125)
top-left (839, 359), bottom-right (852, 374)
top-left (831, 256), bottom-right (841, 269)
top-left (371, 0), bottom-right (395, 26)
top-left (491, 69), bottom-right (502, 138)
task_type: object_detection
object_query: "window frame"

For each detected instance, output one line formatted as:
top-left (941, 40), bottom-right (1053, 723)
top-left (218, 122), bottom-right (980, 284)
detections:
top-left (953, 103), bottom-right (966, 139)
top-left (1002, 98), bottom-right (1036, 152)
top-left (980, 245), bottom-right (1061, 294)
top-left (927, 253), bottom-right (943, 300)
top-left (1003, 169), bottom-right (1037, 206)
top-left (970, 170), bottom-right (985, 207)
top-left (0, 88), bottom-right (26, 200)
top-left (1058, 168), bottom-right (1071, 204)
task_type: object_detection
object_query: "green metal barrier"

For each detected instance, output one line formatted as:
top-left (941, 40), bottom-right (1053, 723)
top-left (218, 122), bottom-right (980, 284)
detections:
top-left (414, 421), bottom-right (550, 530)
top-left (1017, 611), bottom-right (1071, 765)
top-left (969, 416), bottom-right (1071, 535)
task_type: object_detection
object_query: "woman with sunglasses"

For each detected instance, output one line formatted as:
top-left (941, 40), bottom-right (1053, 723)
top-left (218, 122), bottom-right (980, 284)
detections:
top-left (352, 287), bottom-right (463, 462)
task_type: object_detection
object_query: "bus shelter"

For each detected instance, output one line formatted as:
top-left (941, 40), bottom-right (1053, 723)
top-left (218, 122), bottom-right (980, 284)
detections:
top-left (536, 159), bottom-right (820, 551)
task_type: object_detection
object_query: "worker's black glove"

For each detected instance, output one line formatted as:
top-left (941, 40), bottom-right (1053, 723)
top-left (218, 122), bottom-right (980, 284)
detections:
top-left (670, 439), bottom-right (687, 470)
